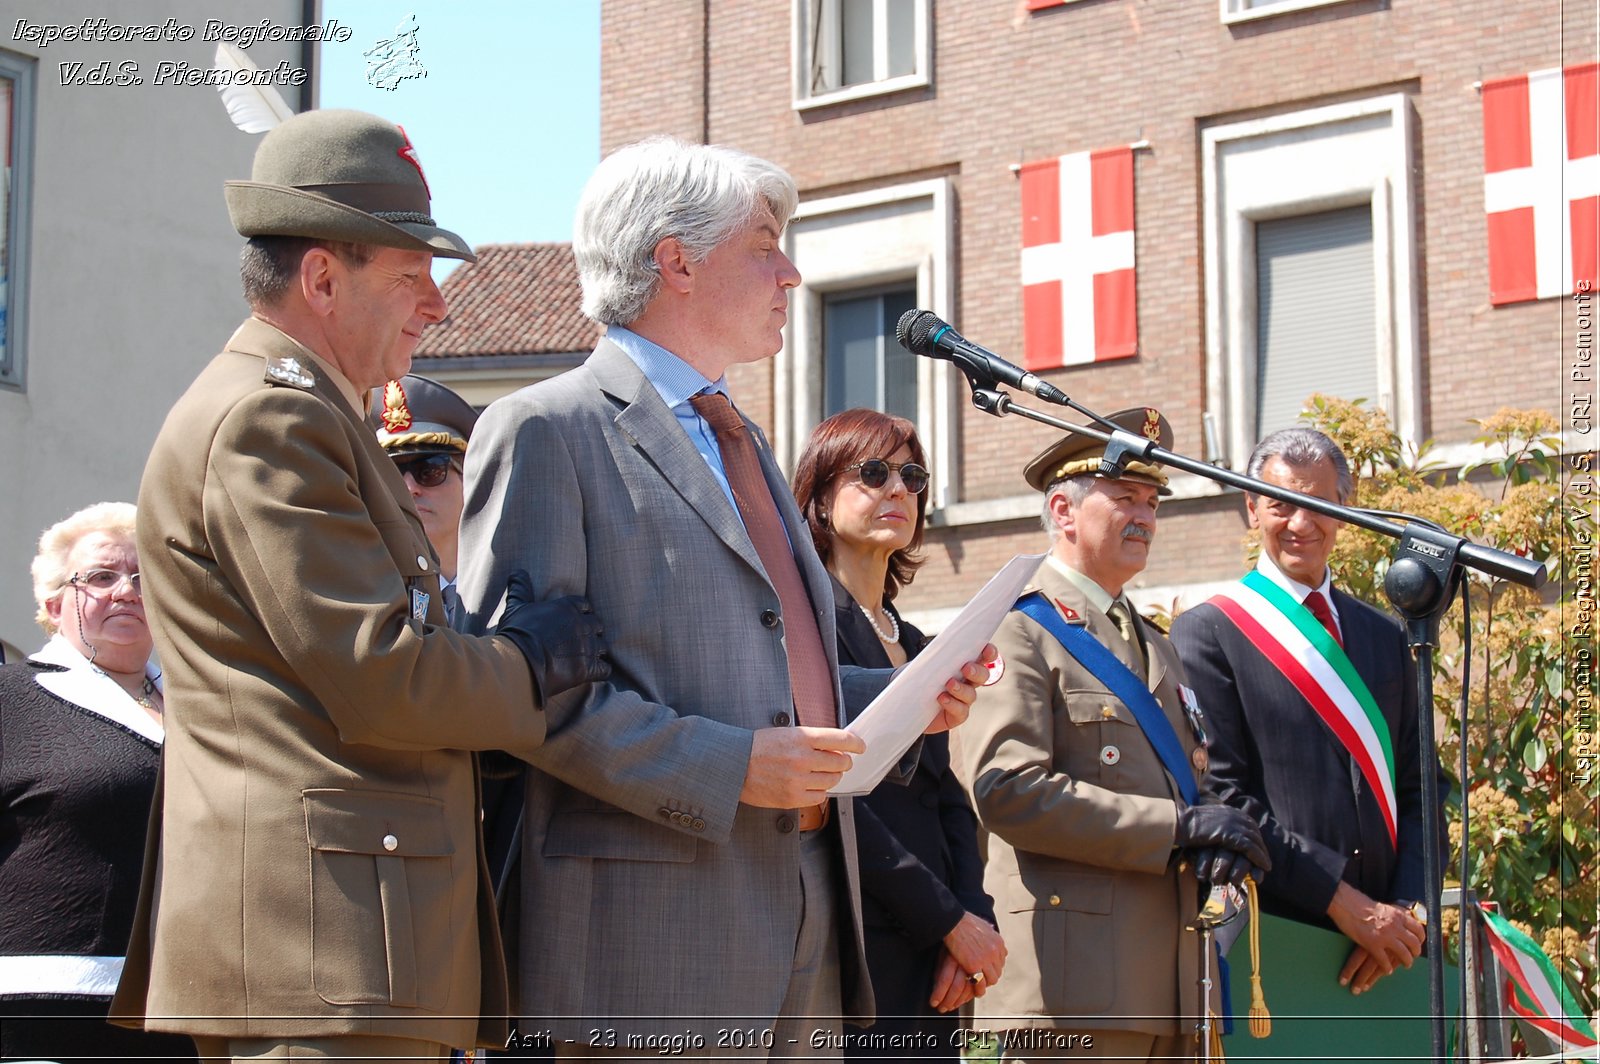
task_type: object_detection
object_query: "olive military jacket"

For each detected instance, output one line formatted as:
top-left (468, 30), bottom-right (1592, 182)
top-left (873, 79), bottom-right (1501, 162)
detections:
top-left (111, 318), bottom-right (544, 1049)
top-left (958, 559), bottom-right (1211, 1035)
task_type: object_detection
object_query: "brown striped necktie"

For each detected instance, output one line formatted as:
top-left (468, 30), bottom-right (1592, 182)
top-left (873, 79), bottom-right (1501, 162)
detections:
top-left (689, 392), bottom-right (837, 731)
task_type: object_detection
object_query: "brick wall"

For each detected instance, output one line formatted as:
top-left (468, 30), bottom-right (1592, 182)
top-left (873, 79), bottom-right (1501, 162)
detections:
top-left (599, 0), bottom-right (1595, 618)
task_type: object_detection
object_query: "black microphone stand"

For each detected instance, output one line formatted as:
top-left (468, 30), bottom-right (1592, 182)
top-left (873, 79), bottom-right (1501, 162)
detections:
top-left (961, 374), bottom-right (1547, 1064)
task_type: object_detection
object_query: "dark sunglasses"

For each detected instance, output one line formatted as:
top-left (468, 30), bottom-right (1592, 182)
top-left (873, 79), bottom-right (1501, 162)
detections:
top-left (844, 458), bottom-right (930, 494)
top-left (394, 453), bottom-right (457, 488)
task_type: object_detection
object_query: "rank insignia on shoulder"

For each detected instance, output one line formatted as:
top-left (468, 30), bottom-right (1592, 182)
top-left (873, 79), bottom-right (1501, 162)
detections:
top-left (264, 355), bottom-right (315, 390)
top-left (1053, 598), bottom-right (1087, 625)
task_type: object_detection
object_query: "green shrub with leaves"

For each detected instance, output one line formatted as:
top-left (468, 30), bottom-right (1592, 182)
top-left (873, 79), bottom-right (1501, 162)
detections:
top-left (1298, 395), bottom-right (1596, 1020)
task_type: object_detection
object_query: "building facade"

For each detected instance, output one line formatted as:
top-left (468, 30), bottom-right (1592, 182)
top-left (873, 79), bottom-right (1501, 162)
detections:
top-left (599, 0), bottom-right (1593, 626)
top-left (0, 0), bottom-right (313, 658)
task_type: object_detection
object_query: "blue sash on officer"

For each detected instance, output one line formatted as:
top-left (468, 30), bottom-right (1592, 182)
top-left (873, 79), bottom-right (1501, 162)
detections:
top-left (1016, 590), bottom-right (1234, 1029)
top-left (1014, 591), bottom-right (1198, 805)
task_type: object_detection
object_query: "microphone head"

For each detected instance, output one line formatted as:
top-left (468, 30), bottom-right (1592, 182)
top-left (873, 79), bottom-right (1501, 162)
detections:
top-left (896, 308), bottom-right (945, 354)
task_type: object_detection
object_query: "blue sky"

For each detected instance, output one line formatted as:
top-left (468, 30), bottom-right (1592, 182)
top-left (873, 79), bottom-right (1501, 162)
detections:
top-left (319, 2), bottom-right (600, 275)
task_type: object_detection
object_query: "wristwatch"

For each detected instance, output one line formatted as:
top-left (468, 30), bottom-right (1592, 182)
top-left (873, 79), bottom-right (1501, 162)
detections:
top-left (1398, 899), bottom-right (1428, 924)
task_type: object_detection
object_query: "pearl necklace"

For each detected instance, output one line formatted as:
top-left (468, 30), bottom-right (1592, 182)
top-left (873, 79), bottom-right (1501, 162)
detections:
top-left (857, 602), bottom-right (900, 644)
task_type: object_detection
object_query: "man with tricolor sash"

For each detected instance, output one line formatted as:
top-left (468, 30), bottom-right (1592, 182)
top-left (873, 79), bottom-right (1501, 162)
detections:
top-left (1171, 428), bottom-right (1447, 997)
top-left (960, 409), bottom-right (1269, 1062)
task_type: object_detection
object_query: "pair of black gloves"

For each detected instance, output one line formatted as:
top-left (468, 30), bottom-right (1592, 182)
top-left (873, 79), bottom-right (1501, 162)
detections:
top-left (492, 571), bottom-right (612, 700)
top-left (1175, 800), bottom-right (1272, 889)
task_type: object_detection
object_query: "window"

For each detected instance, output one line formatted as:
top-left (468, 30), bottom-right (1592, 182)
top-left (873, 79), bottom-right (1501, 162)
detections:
top-left (1255, 206), bottom-right (1377, 437)
top-left (780, 179), bottom-right (956, 505)
top-left (1220, 0), bottom-right (1366, 24)
top-left (1201, 95), bottom-right (1419, 468)
top-left (823, 286), bottom-right (918, 421)
top-left (793, 0), bottom-right (929, 110)
top-left (0, 50), bottom-right (34, 390)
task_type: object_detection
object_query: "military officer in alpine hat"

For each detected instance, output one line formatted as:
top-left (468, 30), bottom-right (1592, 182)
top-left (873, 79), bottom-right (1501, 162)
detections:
top-left (112, 109), bottom-right (611, 1061)
top-left (958, 408), bottom-right (1270, 1062)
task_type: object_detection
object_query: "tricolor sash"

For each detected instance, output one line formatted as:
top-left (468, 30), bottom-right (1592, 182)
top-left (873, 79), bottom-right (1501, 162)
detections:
top-left (1015, 591), bottom-right (1199, 805)
top-left (1207, 571), bottom-right (1398, 846)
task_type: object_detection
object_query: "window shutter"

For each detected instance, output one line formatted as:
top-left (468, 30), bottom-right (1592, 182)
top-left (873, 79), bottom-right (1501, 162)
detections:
top-left (1254, 205), bottom-right (1377, 436)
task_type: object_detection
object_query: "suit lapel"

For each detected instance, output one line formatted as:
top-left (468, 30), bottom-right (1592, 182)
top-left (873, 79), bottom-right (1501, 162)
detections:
top-left (1330, 587), bottom-right (1380, 685)
top-left (592, 342), bottom-right (768, 580)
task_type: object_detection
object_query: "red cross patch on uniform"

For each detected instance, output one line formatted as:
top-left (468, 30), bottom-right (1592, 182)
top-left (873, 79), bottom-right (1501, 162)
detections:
top-left (982, 651), bottom-right (1005, 686)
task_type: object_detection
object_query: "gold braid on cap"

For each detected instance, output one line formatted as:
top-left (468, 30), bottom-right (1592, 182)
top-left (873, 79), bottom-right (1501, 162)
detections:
top-left (1049, 457), bottom-right (1169, 486)
top-left (383, 431), bottom-right (466, 453)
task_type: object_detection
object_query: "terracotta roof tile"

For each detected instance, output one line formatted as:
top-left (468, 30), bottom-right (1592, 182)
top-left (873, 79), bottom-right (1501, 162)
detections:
top-left (415, 242), bottom-right (600, 358)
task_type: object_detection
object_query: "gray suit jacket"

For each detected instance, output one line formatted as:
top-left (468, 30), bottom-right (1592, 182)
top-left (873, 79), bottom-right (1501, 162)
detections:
top-left (457, 338), bottom-right (893, 1039)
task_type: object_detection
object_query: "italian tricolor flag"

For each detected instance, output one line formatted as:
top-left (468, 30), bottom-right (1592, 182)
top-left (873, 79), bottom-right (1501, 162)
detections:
top-left (1479, 904), bottom-right (1598, 1052)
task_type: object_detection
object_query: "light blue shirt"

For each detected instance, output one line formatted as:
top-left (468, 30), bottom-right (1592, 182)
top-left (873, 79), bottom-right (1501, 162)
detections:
top-left (607, 325), bottom-right (740, 516)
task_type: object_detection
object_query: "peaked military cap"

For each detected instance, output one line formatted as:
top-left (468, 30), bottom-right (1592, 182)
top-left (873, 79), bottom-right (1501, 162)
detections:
top-left (1023, 406), bottom-right (1175, 496)
top-left (370, 374), bottom-right (477, 457)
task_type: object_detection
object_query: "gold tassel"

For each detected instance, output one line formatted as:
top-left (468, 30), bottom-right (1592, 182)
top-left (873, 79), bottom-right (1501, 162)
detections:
top-left (1209, 1013), bottom-right (1228, 1061)
top-left (1247, 878), bottom-right (1272, 1038)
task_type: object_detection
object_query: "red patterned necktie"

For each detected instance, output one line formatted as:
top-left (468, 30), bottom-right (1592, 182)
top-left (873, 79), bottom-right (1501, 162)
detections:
top-left (1303, 589), bottom-right (1343, 648)
top-left (689, 392), bottom-right (838, 731)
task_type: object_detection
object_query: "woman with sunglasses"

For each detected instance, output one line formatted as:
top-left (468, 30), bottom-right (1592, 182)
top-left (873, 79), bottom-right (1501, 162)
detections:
top-left (793, 409), bottom-right (1004, 1058)
top-left (0, 503), bottom-right (196, 1062)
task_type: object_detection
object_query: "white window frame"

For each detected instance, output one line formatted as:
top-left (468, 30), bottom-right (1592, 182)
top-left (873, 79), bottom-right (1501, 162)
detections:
top-left (780, 178), bottom-right (957, 507)
top-left (1220, 0), bottom-right (1367, 25)
top-left (791, 0), bottom-right (931, 112)
top-left (0, 49), bottom-right (34, 392)
top-left (1201, 94), bottom-right (1420, 469)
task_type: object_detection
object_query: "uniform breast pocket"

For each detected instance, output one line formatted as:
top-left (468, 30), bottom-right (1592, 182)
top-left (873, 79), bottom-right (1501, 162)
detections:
top-left (1063, 690), bottom-right (1140, 790)
top-left (303, 788), bottom-right (455, 1008)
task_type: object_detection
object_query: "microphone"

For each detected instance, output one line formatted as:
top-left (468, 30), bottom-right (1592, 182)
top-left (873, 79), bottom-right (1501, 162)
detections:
top-left (895, 310), bottom-right (1070, 405)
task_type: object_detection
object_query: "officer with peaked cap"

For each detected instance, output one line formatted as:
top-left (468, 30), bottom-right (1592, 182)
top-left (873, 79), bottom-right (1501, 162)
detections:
top-left (372, 373), bottom-right (478, 621)
top-left (112, 109), bottom-right (610, 1059)
top-left (370, 373), bottom-right (527, 900)
top-left (958, 408), bottom-right (1269, 1062)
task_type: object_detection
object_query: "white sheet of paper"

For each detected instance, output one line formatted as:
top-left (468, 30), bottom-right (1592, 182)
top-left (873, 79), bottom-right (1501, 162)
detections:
top-left (830, 553), bottom-right (1045, 796)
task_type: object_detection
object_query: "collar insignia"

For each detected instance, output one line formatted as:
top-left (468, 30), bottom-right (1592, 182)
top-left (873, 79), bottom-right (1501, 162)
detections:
top-left (1054, 598), bottom-right (1087, 625)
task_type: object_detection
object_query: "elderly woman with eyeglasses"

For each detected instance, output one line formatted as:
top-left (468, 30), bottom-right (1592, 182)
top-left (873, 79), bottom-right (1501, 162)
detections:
top-left (793, 409), bottom-right (1005, 1059)
top-left (0, 502), bottom-right (195, 1062)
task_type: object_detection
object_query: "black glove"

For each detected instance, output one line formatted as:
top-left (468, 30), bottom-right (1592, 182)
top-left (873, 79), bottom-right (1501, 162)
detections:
top-left (494, 571), bottom-right (610, 701)
top-left (1175, 803), bottom-right (1271, 888)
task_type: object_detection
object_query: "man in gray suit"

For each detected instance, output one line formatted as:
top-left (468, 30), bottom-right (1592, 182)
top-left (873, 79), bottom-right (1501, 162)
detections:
top-left (458, 136), bottom-right (990, 1056)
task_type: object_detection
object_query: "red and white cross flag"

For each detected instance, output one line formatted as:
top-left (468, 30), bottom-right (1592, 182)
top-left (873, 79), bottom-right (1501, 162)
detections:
top-left (1482, 62), bottom-right (1600, 304)
top-left (1019, 146), bottom-right (1137, 369)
